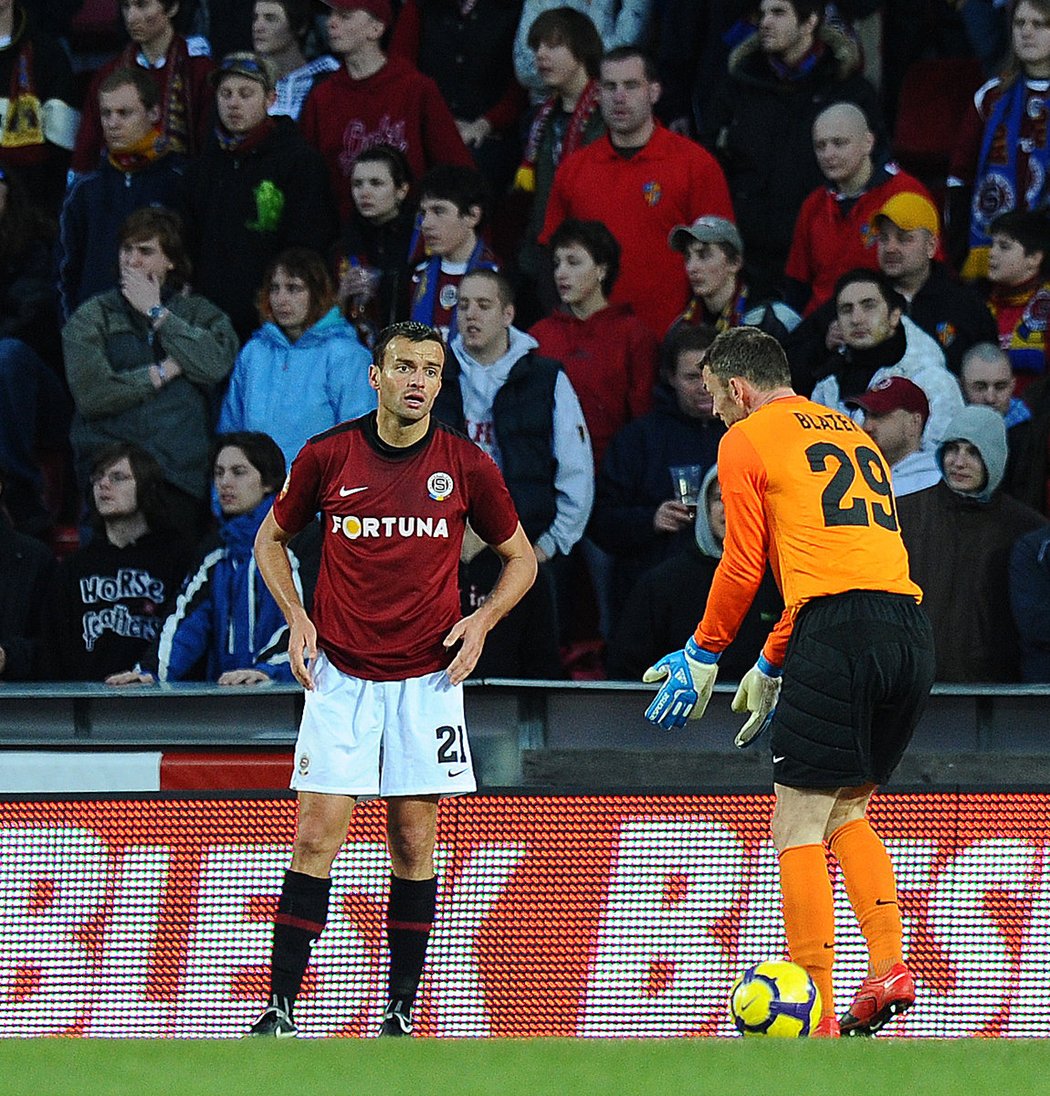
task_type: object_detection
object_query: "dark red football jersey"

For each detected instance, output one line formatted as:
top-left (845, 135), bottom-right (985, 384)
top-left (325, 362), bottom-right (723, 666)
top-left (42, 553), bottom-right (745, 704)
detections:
top-left (273, 413), bottom-right (520, 681)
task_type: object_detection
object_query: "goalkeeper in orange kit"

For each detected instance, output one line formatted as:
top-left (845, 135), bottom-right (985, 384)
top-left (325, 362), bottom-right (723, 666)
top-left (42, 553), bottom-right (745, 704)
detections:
top-left (643, 326), bottom-right (935, 1037)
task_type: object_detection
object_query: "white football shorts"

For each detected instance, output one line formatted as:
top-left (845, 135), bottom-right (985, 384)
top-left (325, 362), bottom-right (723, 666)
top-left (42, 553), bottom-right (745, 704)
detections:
top-left (291, 652), bottom-right (476, 797)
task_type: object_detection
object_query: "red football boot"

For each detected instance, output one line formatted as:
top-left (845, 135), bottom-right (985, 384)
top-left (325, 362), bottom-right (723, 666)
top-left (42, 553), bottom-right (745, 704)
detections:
top-left (839, 962), bottom-right (916, 1036)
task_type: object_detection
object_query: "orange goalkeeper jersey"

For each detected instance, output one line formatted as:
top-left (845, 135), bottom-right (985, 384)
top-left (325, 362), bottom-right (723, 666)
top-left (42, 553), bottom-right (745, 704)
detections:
top-left (694, 394), bottom-right (921, 667)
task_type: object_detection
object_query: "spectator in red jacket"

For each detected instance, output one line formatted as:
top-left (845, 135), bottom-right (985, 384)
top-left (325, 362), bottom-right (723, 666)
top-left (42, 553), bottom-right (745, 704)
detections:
top-left (529, 217), bottom-right (657, 468)
top-left (300, 0), bottom-right (473, 222)
top-left (540, 46), bottom-right (734, 338)
top-left (784, 101), bottom-right (936, 317)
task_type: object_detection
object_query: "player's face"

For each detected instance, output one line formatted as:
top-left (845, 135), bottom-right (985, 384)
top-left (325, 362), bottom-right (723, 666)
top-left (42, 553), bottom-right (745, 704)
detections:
top-left (876, 222), bottom-right (935, 283)
top-left (532, 38), bottom-right (584, 94)
top-left (813, 115), bottom-right (874, 190)
top-left (758, 0), bottom-right (816, 59)
top-left (370, 335), bottom-right (444, 423)
top-left (326, 7), bottom-right (381, 56)
top-left (1013, 1), bottom-right (1050, 72)
top-left (683, 241), bottom-right (740, 302)
top-left (862, 408), bottom-right (915, 467)
top-left (119, 234), bottom-right (174, 285)
top-left (217, 75), bottom-right (272, 134)
top-left (702, 364), bottom-right (745, 426)
top-left (836, 281), bottom-right (899, 349)
top-left (99, 83), bottom-right (158, 152)
top-left (961, 357), bottom-right (1015, 416)
top-left (253, 1), bottom-right (295, 55)
top-left (121, 0), bottom-right (173, 48)
top-left (91, 456), bottom-right (139, 520)
top-left (268, 266), bottom-right (311, 337)
top-left (668, 348), bottom-right (714, 419)
top-left (941, 439), bottom-right (988, 494)
top-left (418, 197), bottom-right (479, 261)
top-left (553, 243), bottom-right (606, 309)
top-left (599, 56), bottom-right (659, 140)
top-left (214, 446), bottom-right (269, 516)
top-left (987, 233), bottom-right (1043, 287)
top-left (457, 277), bottom-right (513, 360)
top-left (351, 159), bottom-right (408, 224)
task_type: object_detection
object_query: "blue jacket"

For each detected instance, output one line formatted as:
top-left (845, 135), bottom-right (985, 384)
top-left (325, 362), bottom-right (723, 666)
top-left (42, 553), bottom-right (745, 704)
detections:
top-left (154, 497), bottom-right (300, 682)
top-left (218, 308), bottom-right (374, 469)
top-left (57, 151), bottom-right (186, 319)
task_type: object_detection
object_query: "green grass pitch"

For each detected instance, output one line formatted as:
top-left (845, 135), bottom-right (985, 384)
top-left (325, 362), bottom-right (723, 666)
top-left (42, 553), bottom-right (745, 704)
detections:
top-left (3, 1038), bottom-right (1048, 1096)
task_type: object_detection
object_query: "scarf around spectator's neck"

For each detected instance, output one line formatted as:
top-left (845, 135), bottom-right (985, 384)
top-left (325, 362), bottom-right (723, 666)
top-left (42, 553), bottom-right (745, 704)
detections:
top-left (108, 127), bottom-right (166, 173)
top-left (766, 40), bottom-right (826, 82)
top-left (514, 78), bottom-right (600, 192)
top-left (966, 75), bottom-right (1050, 278)
top-left (215, 115), bottom-right (275, 154)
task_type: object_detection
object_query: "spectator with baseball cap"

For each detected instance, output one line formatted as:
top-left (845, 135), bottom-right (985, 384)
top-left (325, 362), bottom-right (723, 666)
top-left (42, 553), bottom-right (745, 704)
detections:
top-left (786, 191), bottom-right (996, 388)
top-left (178, 51), bottom-right (337, 340)
top-left (668, 214), bottom-right (800, 343)
top-left (300, 0), bottom-right (473, 223)
top-left (844, 376), bottom-right (940, 497)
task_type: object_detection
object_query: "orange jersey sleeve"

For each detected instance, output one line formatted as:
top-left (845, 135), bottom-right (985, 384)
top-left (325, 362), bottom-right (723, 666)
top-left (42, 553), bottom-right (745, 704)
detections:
top-left (694, 395), bottom-right (921, 667)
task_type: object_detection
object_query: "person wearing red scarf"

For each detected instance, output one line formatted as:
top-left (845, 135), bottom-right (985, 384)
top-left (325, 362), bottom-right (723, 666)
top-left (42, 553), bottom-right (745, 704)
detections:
top-left (71, 0), bottom-right (215, 176)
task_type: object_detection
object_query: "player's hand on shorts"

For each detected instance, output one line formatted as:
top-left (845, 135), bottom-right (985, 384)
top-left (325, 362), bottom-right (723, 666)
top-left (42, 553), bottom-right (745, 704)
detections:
top-left (288, 610), bottom-right (318, 690)
top-left (443, 615), bottom-right (484, 685)
top-left (642, 638), bottom-right (719, 730)
top-left (731, 656), bottom-right (782, 747)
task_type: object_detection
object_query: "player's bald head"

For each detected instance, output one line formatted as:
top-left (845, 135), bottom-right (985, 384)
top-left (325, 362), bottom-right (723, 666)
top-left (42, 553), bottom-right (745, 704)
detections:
top-left (813, 101), bottom-right (870, 142)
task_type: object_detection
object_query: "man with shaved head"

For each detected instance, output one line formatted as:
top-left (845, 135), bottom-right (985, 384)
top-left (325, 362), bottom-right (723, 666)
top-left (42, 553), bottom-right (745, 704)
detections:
top-left (785, 101), bottom-right (933, 316)
top-left (702, 0), bottom-right (881, 298)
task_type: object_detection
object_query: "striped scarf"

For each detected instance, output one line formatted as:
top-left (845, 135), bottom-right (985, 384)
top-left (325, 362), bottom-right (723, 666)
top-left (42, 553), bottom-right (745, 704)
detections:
top-left (514, 79), bottom-right (600, 193)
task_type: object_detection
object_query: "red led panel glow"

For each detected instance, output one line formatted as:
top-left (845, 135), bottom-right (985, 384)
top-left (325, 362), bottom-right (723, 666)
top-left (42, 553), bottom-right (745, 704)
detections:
top-left (0, 793), bottom-right (1047, 1038)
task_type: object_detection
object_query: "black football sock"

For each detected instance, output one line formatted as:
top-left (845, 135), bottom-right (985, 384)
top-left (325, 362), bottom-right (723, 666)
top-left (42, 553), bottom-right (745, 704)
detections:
top-left (270, 869), bottom-right (331, 1011)
top-left (386, 874), bottom-right (438, 1010)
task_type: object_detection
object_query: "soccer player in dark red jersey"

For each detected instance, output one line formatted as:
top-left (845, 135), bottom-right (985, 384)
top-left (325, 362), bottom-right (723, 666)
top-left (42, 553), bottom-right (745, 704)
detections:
top-left (248, 320), bottom-right (537, 1038)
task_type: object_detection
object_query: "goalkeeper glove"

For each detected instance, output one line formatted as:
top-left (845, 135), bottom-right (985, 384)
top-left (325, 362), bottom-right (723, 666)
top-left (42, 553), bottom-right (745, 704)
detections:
top-left (731, 654), bottom-right (782, 748)
top-left (643, 638), bottom-right (719, 731)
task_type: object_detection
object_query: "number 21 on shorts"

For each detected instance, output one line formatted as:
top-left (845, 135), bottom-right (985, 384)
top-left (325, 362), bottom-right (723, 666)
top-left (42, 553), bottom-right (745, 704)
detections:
top-left (435, 724), bottom-right (467, 764)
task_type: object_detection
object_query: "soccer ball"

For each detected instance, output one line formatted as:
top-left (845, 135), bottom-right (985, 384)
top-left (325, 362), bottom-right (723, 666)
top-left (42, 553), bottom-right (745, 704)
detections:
top-left (728, 960), bottom-right (822, 1037)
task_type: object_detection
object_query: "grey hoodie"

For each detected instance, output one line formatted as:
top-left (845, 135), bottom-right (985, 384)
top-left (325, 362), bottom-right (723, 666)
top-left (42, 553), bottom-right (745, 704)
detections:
top-left (694, 463), bottom-right (723, 559)
top-left (936, 405), bottom-right (1007, 504)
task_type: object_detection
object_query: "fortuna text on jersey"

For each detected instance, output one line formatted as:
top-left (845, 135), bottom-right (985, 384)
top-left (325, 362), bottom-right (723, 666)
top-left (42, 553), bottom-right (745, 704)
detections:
top-left (329, 514), bottom-right (450, 540)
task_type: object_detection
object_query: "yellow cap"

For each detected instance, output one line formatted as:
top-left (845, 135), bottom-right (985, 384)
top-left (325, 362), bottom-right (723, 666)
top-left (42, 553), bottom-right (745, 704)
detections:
top-left (873, 192), bottom-right (940, 236)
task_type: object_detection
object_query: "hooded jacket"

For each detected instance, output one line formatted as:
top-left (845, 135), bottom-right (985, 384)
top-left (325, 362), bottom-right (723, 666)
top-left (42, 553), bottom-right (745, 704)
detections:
top-left (152, 496), bottom-right (316, 682)
top-left (606, 463), bottom-right (782, 678)
top-left (218, 308), bottom-right (374, 470)
top-left (439, 326), bottom-right (593, 558)
top-left (708, 23), bottom-right (881, 289)
top-left (896, 405), bottom-right (1046, 681)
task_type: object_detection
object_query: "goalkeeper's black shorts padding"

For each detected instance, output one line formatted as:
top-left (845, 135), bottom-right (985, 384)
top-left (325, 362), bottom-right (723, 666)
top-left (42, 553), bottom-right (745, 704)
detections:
top-left (769, 591), bottom-right (936, 789)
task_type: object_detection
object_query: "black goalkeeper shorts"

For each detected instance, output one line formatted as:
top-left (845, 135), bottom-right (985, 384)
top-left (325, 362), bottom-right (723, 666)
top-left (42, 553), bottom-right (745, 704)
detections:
top-left (770, 590), bottom-right (935, 789)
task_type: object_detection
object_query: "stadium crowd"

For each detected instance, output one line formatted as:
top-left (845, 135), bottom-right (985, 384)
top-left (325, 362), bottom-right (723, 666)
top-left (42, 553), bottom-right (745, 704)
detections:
top-left (3, 0), bottom-right (1050, 686)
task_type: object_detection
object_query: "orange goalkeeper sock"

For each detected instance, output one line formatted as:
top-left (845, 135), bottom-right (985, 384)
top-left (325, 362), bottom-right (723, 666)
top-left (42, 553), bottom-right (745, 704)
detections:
top-left (778, 843), bottom-right (835, 1018)
top-left (829, 817), bottom-right (902, 977)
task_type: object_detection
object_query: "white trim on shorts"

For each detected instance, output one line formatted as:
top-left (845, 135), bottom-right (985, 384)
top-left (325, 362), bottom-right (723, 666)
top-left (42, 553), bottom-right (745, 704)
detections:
top-left (290, 652), bottom-right (476, 798)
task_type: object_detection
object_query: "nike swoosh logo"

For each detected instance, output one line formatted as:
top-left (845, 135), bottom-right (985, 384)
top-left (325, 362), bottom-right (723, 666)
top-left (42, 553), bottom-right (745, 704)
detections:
top-left (772, 755), bottom-right (786, 764)
top-left (448, 768), bottom-right (468, 778)
top-left (875, 899), bottom-right (898, 906)
top-left (339, 485), bottom-right (368, 497)
top-left (823, 943), bottom-right (834, 949)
